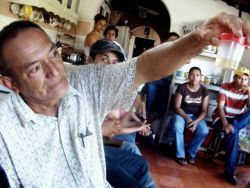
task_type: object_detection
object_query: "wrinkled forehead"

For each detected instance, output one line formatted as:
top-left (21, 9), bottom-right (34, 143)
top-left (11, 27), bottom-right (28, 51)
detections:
top-left (3, 28), bottom-right (52, 65)
top-left (5, 28), bottom-right (51, 51)
top-left (8, 28), bottom-right (50, 46)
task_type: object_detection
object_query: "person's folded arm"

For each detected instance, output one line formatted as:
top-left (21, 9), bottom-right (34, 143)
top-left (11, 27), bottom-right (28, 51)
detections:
top-left (118, 124), bottom-right (150, 135)
top-left (195, 95), bottom-right (209, 122)
top-left (218, 100), bottom-right (228, 127)
top-left (218, 100), bottom-right (234, 133)
top-left (174, 93), bottom-right (192, 123)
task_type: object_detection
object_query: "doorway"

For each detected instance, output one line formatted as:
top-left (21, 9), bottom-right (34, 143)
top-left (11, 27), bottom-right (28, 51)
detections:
top-left (132, 37), bottom-right (154, 57)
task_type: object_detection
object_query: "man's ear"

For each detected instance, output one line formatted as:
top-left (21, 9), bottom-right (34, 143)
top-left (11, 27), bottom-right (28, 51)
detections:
top-left (0, 76), bottom-right (19, 93)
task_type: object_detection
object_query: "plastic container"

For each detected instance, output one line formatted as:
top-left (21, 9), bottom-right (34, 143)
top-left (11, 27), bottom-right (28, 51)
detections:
top-left (175, 70), bottom-right (186, 80)
top-left (215, 33), bottom-right (247, 70)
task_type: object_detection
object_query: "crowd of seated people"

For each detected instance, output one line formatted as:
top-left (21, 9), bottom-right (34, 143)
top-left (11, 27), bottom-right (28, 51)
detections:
top-left (85, 37), bottom-right (250, 186)
top-left (172, 66), bottom-right (250, 184)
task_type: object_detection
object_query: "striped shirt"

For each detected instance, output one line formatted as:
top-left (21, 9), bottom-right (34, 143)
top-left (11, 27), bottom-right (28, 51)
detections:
top-left (212, 82), bottom-right (249, 124)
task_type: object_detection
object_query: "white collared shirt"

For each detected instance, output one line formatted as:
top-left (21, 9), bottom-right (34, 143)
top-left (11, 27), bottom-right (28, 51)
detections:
top-left (0, 58), bottom-right (138, 188)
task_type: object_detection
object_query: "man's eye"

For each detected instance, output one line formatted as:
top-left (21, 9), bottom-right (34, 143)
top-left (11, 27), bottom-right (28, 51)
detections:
top-left (52, 49), bottom-right (59, 58)
top-left (29, 64), bottom-right (41, 74)
top-left (102, 58), bottom-right (109, 63)
top-left (48, 49), bottom-right (59, 59)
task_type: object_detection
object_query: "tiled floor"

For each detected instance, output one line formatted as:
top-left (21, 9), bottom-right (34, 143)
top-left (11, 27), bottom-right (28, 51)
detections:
top-left (140, 144), bottom-right (250, 188)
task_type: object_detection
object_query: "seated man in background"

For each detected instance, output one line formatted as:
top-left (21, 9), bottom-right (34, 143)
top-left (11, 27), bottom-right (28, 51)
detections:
top-left (212, 67), bottom-right (250, 185)
top-left (173, 67), bottom-right (209, 165)
top-left (0, 13), bottom-right (249, 187)
top-left (145, 32), bottom-right (180, 119)
top-left (88, 39), bottom-right (152, 155)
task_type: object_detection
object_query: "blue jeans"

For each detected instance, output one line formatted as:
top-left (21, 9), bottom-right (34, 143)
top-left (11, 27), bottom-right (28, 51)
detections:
top-left (114, 133), bottom-right (141, 155)
top-left (173, 113), bottom-right (209, 158)
top-left (104, 146), bottom-right (155, 188)
top-left (146, 80), bottom-right (163, 114)
top-left (122, 141), bottom-right (142, 155)
top-left (146, 76), bottom-right (172, 116)
top-left (214, 111), bottom-right (250, 176)
top-left (114, 133), bottom-right (136, 143)
top-left (0, 165), bottom-right (10, 188)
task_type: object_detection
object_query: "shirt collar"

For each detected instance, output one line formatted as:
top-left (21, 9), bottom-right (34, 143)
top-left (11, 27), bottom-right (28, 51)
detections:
top-left (13, 85), bottom-right (83, 127)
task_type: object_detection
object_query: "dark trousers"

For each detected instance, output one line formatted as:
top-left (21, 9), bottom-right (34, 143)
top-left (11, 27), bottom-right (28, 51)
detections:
top-left (214, 111), bottom-right (250, 176)
top-left (105, 146), bottom-right (155, 188)
top-left (146, 76), bottom-right (172, 116)
top-left (0, 165), bottom-right (10, 188)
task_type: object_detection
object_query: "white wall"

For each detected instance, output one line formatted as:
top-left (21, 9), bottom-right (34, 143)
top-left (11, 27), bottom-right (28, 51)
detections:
top-left (241, 48), bottom-right (250, 69)
top-left (179, 55), bottom-right (223, 76)
top-left (78, 0), bottom-right (101, 21)
top-left (161, 0), bottom-right (250, 69)
top-left (162, 0), bottom-right (247, 33)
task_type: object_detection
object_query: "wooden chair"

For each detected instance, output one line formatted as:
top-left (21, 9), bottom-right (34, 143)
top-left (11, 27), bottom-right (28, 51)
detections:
top-left (205, 130), bottom-right (225, 160)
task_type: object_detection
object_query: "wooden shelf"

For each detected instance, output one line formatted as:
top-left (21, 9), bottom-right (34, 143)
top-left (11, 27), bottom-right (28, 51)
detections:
top-left (8, 0), bottom-right (79, 24)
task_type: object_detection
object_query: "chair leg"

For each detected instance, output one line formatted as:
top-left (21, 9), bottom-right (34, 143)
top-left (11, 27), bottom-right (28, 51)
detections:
top-left (205, 133), bottom-right (223, 160)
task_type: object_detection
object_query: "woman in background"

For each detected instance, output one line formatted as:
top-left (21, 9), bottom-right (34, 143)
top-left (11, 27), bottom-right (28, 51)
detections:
top-left (103, 25), bottom-right (118, 42)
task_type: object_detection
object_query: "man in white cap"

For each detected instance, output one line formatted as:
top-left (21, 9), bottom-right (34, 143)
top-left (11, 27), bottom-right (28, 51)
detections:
top-left (213, 66), bottom-right (250, 185)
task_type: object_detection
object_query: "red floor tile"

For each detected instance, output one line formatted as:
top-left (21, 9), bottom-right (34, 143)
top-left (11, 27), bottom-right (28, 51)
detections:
top-left (140, 145), bottom-right (250, 188)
